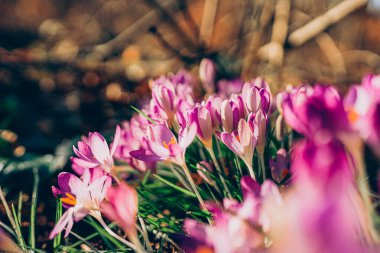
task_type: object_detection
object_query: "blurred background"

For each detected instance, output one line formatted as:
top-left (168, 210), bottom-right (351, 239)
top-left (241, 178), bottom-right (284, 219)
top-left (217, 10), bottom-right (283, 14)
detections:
top-left (0, 0), bottom-right (380, 250)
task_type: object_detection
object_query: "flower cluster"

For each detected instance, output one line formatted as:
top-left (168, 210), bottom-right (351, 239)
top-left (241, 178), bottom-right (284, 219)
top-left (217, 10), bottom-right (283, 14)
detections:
top-left (49, 59), bottom-right (380, 252)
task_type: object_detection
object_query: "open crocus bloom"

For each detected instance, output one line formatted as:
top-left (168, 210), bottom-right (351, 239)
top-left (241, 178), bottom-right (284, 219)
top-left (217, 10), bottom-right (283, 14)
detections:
top-left (281, 85), bottom-right (351, 141)
top-left (345, 74), bottom-right (380, 155)
top-left (130, 123), bottom-right (196, 166)
top-left (49, 169), bottom-right (112, 239)
top-left (219, 118), bottom-right (258, 178)
top-left (71, 125), bottom-right (121, 175)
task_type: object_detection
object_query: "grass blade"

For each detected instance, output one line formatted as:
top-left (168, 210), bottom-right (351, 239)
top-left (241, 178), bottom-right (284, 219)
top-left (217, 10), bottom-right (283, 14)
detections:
top-left (53, 199), bottom-right (63, 250)
top-left (29, 167), bottom-right (39, 248)
top-left (0, 187), bottom-right (26, 250)
top-left (130, 106), bottom-right (156, 124)
top-left (17, 191), bottom-right (23, 226)
top-left (153, 174), bottom-right (196, 198)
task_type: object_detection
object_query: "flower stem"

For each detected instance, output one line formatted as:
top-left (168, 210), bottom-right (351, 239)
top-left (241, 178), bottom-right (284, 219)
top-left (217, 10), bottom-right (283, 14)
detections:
top-left (207, 147), bottom-right (232, 198)
top-left (95, 216), bottom-right (142, 252)
top-left (259, 153), bottom-right (266, 181)
top-left (181, 162), bottom-right (207, 210)
top-left (244, 160), bottom-right (256, 180)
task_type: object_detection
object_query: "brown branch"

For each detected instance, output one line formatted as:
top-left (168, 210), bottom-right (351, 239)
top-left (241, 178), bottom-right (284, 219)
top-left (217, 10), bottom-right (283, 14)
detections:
top-left (288, 0), bottom-right (368, 47)
top-left (315, 32), bottom-right (347, 82)
top-left (258, 0), bottom-right (291, 66)
top-left (92, 0), bottom-right (182, 59)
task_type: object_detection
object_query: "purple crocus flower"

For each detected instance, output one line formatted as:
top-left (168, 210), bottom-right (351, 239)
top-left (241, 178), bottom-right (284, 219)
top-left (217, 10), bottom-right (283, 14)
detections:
top-left (188, 103), bottom-right (214, 148)
top-left (220, 97), bottom-right (245, 133)
top-left (183, 176), bottom-right (282, 253)
top-left (71, 125), bottom-right (121, 176)
top-left (269, 148), bottom-right (289, 184)
top-left (217, 78), bottom-right (244, 99)
top-left (49, 169), bottom-right (112, 239)
top-left (199, 58), bottom-right (216, 94)
top-left (271, 138), bottom-right (376, 253)
top-left (248, 110), bottom-right (268, 156)
top-left (219, 118), bottom-right (259, 178)
top-left (281, 85), bottom-right (351, 141)
top-left (242, 78), bottom-right (271, 114)
top-left (345, 74), bottom-right (380, 155)
top-left (114, 121), bottom-right (155, 172)
top-left (130, 123), bottom-right (196, 166)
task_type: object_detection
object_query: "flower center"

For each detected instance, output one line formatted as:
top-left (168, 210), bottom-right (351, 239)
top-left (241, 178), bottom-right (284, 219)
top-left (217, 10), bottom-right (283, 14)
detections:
top-left (61, 192), bottom-right (77, 207)
top-left (347, 109), bottom-right (359, 123)
top-left (163, 137), bottom-right (176, 149)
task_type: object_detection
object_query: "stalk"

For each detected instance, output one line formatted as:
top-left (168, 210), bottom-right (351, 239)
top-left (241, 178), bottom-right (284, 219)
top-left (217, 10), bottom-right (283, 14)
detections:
top-left (207, 147), bottom-right (232, 198)
top-left (95, 215), bottom-right (141, 252)
top-left (180, 162), bottom-right (207, 210)
top-left (259, 153), bottom-right (266, 181)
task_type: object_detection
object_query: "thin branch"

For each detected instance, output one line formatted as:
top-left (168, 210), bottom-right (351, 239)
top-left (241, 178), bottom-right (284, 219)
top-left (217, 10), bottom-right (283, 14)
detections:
top-left (288, 0), bottom-right (368, 47)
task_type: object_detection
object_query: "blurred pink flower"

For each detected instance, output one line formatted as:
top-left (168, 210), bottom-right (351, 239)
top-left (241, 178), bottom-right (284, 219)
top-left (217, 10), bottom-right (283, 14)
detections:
top-left (281, 85), bottom-right (350, 141)
top-left (183, 176), bottom-right (282, 253)
top-left (199, 58), bottom-right (216, 94)
top-left (50, 169), bottom-right (111, 239)
top-left (101, 183), bottom-right (138, 236)
top-left (71, 125), bottom-right (121, 175)
top-left (269, 148), bottom-right (289, 184)
top-left (345, 74), bottom-right (380, 155)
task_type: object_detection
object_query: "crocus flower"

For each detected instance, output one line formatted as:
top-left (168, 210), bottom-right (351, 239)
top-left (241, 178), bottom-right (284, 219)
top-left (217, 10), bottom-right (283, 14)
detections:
top-left (188, 103), bottom-right (214, 148)
top-left (219, 118), bottom-right (258, 178)
top-left (242, 78), bottom-right (271, 114)
top-left (345, 74), bottom-right (380, 155)
top-left (204, 95), bottom-right (222, 130)
top-left (217, 78), bottom-right (244, 98)
top-left (49, 169), bottom-right (111, 239)
top-left (183, 177), bottom-right (282, 253)
top-left (269, 148), bottom-right (289, 184)
top-left (101, 183), bottom-right (138, 238)
top-left (281, 85), bottom-right (351, 141)
top-left (220, 96), bottom-right (245, 132)
top-left (130, 123), bottom-right (196, 166)
top-left (199, 58), bottom-right (216, 94)
top-left (114, 121), bottom-right (155, 172)
top-left (71, 125), bottom-right (121, 176)
top-left (270, 139), bottom-right (376, 253)
top-left (248, 110), bottom-right (268, 156)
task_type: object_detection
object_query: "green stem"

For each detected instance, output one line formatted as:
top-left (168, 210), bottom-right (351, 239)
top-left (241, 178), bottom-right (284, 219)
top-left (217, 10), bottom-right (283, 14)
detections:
top-left (259, 154), bottom-right (266, 181)
top-left (29, 167), bottom-right (39, 248)
top-left (169, 164), bottom-right (192, 191)
top-left (207, 147), bottom-right (232, 198)
top-left (181, 162), bottom-right (207, 210)
top-left (95, 215), bottom-right (140, 252)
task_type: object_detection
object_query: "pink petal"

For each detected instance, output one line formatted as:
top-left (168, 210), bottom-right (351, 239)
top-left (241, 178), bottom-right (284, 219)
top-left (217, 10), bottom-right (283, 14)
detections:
top-left (58, 172), bottom-right (86, 196)
top-left (220, 132), bottom-right (244, 155)
top-left (110, 125), bottom-right (121, 157)
top-left (130, 149), bottom-right (163, 162)
top-left (89, 132), bottom-right (110, 164)
top-left (71, 157), bottom-right (98, 169)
